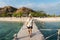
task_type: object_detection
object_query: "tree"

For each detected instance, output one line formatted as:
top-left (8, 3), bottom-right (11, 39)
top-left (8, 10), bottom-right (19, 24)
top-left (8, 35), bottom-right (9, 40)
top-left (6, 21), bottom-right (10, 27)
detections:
top-left (30, 11), bottom-right (48, 17)
top-left (0, 13), bottom-right (7, 17)
top-left (52, 13), bottom-right (56, 17)
top-left (12, 12), bottom-right (22, 17)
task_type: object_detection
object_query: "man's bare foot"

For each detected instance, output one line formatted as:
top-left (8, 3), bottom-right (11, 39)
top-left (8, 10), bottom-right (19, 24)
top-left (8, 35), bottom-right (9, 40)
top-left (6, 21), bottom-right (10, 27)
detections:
top-left (30, 34), bottom-right (32, 38)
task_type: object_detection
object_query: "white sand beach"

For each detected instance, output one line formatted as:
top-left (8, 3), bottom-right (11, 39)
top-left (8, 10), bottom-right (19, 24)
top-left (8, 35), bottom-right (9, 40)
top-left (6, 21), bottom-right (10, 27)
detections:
top-left (0, 17), bottom-right (27, 22)
top-left (34, 17), bottom-right (60, 22)
top-left (0, 17), bottom-right (60, 22)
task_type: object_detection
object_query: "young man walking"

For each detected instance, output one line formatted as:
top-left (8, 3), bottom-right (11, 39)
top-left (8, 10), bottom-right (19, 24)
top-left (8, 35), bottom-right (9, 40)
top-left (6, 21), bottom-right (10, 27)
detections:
top-left (26, 14), bottom-right (33, 37)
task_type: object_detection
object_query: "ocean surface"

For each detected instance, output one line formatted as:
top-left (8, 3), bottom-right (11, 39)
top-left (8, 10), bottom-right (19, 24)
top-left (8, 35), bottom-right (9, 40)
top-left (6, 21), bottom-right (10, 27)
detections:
top-left (0, 21), bottom-right (23, 40)
top-left (0, 21), bottom-right (60, 40)
top-left (35, 21), bottom-right (60, 40)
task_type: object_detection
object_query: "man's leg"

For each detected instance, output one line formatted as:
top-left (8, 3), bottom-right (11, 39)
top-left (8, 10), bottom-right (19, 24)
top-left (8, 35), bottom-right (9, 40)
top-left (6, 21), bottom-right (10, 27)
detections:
top-left (30, 29), bottom-right (32, 36)
top-left (28, 29), bottom-right (30, 36)
top-left (29, 28), bottom-right (32, 37)
top-left (28, 29), bottom-right (32, 36)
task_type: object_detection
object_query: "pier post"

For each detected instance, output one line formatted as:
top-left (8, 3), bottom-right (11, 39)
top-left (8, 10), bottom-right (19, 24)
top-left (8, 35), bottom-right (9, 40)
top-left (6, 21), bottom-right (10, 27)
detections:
top-left (57, 29), bottom-right (60, 40)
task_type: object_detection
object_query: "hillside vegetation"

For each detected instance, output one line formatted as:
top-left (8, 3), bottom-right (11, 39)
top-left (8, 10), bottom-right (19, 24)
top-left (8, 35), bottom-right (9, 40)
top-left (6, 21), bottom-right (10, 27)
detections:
top-left (0, 6), bottom-right (57, 17)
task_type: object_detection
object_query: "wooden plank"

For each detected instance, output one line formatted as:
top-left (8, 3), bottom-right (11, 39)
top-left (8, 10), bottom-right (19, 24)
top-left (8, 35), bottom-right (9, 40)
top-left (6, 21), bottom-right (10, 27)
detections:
top-left (13, 23), bottom-right (44, 40)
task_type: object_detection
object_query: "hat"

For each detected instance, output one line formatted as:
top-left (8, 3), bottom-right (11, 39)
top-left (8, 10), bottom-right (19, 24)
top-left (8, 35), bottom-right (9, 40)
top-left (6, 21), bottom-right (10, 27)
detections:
top-left (29, 14), bottom-right (32, 17)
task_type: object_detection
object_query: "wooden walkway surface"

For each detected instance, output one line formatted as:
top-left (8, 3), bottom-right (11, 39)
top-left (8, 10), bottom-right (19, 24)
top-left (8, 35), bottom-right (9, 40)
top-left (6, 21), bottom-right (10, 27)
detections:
top-left (13, 23), bottom-right (44, 40)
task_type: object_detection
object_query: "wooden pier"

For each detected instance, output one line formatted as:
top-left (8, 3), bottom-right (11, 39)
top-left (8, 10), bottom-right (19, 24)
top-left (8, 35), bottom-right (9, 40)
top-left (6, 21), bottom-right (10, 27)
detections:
top-left (13, 22), bottom-right (44, 40)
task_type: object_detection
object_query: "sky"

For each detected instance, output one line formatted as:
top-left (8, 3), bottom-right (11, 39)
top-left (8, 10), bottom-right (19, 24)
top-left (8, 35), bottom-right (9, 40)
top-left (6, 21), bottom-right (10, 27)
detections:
top-left (0, 0), bottom-right (60, 15)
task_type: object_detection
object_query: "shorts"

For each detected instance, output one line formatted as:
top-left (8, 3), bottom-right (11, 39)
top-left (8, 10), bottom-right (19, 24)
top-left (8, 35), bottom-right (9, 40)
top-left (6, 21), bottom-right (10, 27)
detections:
top-left (27, 26), bottom-right (33, 29)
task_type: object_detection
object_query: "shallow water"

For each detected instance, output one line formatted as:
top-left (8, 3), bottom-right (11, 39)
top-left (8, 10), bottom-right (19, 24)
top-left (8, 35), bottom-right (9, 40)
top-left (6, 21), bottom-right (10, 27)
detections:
top-left (0, 21), bottom-right (23, 40)
top-left (0, 21), bottom-right (60, 40)
top-left (35, 21), bottom-right (60, 40)
top-left (35, 21), bottom-right (60, 29)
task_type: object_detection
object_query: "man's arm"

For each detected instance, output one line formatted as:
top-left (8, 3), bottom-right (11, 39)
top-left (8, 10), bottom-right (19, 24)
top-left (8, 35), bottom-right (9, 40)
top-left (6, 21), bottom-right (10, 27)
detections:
top-left (32, 19), bottom-right (34, 27)
top-left (25, 22), bottom-right (28, 26)
top-left (25, 19), bottom-right (29, 27)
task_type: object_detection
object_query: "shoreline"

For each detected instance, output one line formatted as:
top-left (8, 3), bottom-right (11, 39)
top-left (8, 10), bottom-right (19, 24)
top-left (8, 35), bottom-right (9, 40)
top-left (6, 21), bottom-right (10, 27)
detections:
top-left (35, 17), bottom-right (60, 22)
top-left (0, 17), bottom-right (60, 22)
top-left (0, 17), bottom-right (27, 22)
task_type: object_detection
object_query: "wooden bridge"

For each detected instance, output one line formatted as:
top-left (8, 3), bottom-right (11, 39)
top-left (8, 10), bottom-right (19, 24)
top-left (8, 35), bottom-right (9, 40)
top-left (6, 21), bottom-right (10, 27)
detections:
top-left (13, 22), bottom-right (44, 40)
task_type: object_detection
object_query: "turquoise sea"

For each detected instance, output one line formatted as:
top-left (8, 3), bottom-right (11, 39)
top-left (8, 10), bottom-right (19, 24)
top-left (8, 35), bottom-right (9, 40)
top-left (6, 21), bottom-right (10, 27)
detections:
top-left (0, 21), bottom-right (60, 40)
top-left (0, 21), bottom-right (23, 40)
top-left (35, 21), bottom-right (60, 40)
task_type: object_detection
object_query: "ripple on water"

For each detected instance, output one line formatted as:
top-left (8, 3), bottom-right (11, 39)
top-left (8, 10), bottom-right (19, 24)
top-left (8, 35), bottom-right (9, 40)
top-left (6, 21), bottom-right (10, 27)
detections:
top-left (35, 21), bottom-right (60, 40)
top-left (0, 21), bottom-right (23, 40)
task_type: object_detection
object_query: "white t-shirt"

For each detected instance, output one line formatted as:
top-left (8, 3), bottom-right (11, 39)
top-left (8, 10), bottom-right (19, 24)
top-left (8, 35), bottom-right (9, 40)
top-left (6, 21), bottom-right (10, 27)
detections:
top-left (26, 18), bottom-right (33, 27)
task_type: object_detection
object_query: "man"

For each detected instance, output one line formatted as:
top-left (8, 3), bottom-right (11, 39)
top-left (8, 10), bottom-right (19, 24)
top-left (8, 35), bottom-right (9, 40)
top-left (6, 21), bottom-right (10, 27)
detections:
top-left (26, 14), bottom-right (33, 37)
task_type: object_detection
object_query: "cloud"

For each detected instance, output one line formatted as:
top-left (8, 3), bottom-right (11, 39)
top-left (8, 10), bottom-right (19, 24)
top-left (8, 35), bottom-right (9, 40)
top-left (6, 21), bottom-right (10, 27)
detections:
top-left (0, 2), bottom-right (8, 7)
top-left (20, 4), bottom-right (32, 7)
top-left (0, 0), bottom-right (9, 7)
top-left (16, 1), bottom-right (60, 15)
top-left (0, 0), bottom-right (60, 15)
top-left (37, 2), bottom-right (60, 9)
top-left (17, 3), bottom-right (34, 8)
top-left (35, 2), bottom-right (60, 15)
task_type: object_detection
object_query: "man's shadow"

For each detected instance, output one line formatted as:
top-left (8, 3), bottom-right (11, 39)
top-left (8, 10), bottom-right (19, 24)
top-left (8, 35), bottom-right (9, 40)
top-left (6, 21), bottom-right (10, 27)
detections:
top-left (16, 31), bottom-right (40, 40)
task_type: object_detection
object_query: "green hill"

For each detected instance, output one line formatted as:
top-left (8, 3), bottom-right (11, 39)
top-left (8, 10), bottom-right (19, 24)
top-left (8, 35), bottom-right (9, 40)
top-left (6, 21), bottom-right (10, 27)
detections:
top-left (0, 6), bottom-right (50, 17)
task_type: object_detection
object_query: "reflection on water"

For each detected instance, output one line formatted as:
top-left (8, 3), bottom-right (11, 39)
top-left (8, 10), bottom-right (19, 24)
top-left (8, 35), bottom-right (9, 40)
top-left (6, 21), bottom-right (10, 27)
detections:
top-left (44, 22), bottom-right (60, 29)
top-left (35, 21), bottom-right (60, 40)
top-left (35, 21), bottom-right (60, 29)
top-left (40, 30), bottom-right (58, 40)
top-left (0, 21), bottom-right (23, 40)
